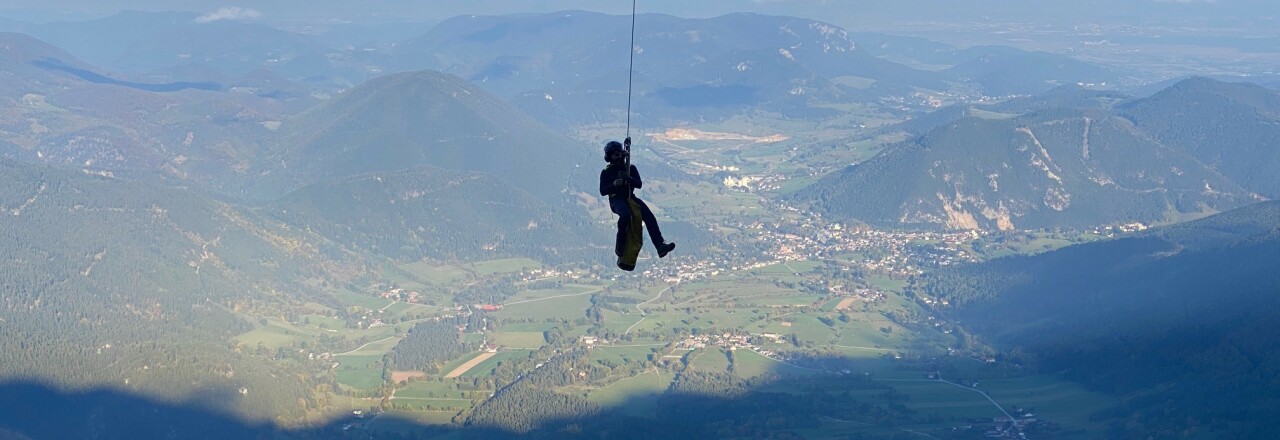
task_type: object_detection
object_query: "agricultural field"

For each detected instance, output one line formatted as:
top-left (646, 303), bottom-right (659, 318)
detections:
top-left (439, 352), bottom-right (488, 379)
top-left (335, 354), bottom-right (388, 391)
top-left (491, 294), bottom-right (595, 322)
top-left (460, 350), bottom-right (532, 378)
top-left (586, 369), bottom-right (677, 414)
top-left (589, 345), bottom-right (661, 367)
top-left (489, 332), bottom-right (546, 348)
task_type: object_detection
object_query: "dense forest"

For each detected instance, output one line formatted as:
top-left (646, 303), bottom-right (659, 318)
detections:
top-left (391, 321), bottom-right (476, 372)
top-left (0, 160), bottom-right (349, 420)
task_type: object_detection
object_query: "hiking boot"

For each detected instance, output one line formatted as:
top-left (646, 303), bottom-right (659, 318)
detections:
top-left (657, 242), bottom-right (676, 259)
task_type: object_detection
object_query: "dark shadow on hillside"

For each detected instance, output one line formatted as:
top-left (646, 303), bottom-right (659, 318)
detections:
top-left (0, 360), bottom-right (981, 440)
top-left (31, 58), bottom-right (221, 92)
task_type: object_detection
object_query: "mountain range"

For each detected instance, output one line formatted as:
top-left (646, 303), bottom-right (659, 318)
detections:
top-left (795, 77), bottom-right (1276, 231)
top-left (1, 10), bottom-right (1141, 131)
top-left (1, 10), bottom-right (332, 79)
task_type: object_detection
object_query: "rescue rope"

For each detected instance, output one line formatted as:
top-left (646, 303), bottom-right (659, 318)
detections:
top-left (625, 0), bottom-right (637, 167)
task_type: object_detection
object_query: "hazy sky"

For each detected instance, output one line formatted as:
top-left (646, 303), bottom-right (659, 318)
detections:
top-left (2, 0), bottom-right (1276, 26)
top-left (0, 0), bottom-right (1269, 39)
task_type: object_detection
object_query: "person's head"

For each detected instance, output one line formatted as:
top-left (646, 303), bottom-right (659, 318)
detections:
top-left (604, 141), bottom-right (627, 164)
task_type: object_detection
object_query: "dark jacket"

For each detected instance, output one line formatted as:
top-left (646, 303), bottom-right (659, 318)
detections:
top-left (600, 163), bottom-right (642, 198)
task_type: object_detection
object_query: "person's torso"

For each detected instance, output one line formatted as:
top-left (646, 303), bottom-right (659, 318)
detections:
top-left (604, 164), bottom-right (633, 198)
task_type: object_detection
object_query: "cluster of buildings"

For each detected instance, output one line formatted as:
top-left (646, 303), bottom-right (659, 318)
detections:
top-left (672, 332), bottom-right (755, 351)
top-left (741, 203), bottom-right (981, 277)
top-left (977, 413), bottom-right (1039, 439)
top-left (829, 286), bottom-right (887, 302)
top-left (376, 287), bottom-right (422, 304)
top-left (1089, 222), bottom-right (1149, 236)
top-left (516, 267), bottom-right (584, 283)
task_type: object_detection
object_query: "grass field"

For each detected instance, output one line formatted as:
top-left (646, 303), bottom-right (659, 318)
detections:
top-left (501, 284), bottom-right (600, 304)
top-left (391, 398), bottom-right (473, 411)
top-left (330, 335), bottom-right (400, 358)
top-left (835, 324), bottom-right (907, 349)
top-left (489, 332), bottom-right (546, 348)
top-left (751, 260), bottom-right (822, 277)
top-left (491, 294), bottom-right (593, 321)
top-left (368, 410), bottom-right (457, 430)
top-left (766, 315), bottom-right (835, 345)
top-left (690, 349), bottom-right (732, 373)
top-left (864, 275), bottom-right (908, 293)
top-left (587, 369), bottom-right (676, 413)
top-left (333, 288), bottom-right (394, 310)
top-left (335, 353), bottom-right (387, 391)
top-left (732, 349), bottom-right (819, 378)
top-left (235, 320), bottom-right (318, 350)
top-left (975, 376), bottom-right (1113, 428)
top-left (495, 322), bottom-right (559, 332)
top-left (396, 381), bottom-right (472, 400)
top-left (397, 261), bottom-right (472, 285)
top-left (470, 258), bottom-right (540, 276)
top-left (590, 345), bottom-right (661, 367)
top-left (300, 314), bottom-right (346, 330)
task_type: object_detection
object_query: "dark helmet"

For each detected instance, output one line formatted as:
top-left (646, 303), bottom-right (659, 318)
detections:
top-left (603, 141), bottom-right (625, 155)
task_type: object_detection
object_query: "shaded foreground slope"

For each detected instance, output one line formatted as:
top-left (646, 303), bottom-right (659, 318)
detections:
top-left (918, 201), bottom-right (1280, 438)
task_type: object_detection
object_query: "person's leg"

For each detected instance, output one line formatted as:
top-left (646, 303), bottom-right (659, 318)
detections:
top-left (610, 198), bottom-right (633, 258)
top-left (632, 197), bottom-right (675, 257)
top-left (631, 197), bottom-right (666, 246)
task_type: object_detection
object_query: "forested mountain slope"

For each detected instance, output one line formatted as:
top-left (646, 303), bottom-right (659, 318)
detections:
top-left (268, 165), bottom-right (597, 262)
top-left (796, 109), bottom-right (1251, 230)
top-left (797, 78), bottom-right (1275, 232)
top-left (1120, 77), bottom-right (1280, 198)
top-left (259, 70), bottom-right (593, 201)
top-left (0, 160), bottom-right (352, 420)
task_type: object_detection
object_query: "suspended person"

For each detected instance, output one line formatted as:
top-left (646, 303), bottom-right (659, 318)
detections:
top-left (601, 137), bottom-right (675, 270)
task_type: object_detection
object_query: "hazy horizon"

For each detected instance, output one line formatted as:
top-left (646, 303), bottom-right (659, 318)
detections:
top-left (3, 0), bottom-right (1277, 27)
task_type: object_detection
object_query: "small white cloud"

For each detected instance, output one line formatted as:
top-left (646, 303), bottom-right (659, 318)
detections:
top-left (194, 7), bottom-right (262, 23)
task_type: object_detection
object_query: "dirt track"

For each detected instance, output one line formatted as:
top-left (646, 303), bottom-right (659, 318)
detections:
top-left (444, 352), bottom-right (497, 378)
top-left (834, 297), bottom-right (858, 311)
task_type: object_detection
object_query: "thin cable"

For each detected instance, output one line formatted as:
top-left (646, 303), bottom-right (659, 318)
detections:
top-left (625, 0), bottom-right (637, 150)
top-left (624, 0), bottom-right (638, 180)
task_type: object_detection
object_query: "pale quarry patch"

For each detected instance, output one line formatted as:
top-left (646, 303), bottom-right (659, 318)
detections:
top-left (937, 193), bottom-right (980, 230)
top-left (1045, 187), bottom-right (1072, 211)
top-left (652, 128), bottom-right (788, 143)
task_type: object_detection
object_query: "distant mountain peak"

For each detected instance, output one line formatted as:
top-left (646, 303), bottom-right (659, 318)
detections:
top-left (260, 69), bottom-right (590, 200)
